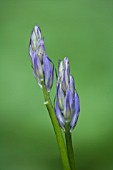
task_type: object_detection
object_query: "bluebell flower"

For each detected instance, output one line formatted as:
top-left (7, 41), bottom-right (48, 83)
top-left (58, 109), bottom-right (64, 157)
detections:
top-left (55, 57), bottom-right (80, 132)
top-left (29, 25), bottom-right (54, 91)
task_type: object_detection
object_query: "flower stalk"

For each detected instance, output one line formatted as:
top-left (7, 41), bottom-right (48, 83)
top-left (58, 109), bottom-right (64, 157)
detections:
top-left (41, 80), bottom-right (71, 170)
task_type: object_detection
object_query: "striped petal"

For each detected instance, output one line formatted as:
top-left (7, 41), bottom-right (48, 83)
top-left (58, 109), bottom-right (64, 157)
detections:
top-left (69, 88), bottom-right (75, 116)
top-left (30, 25), bottom-right (41, 51)
top-left (70, 75), bottom-right (75, 93)
top-left (48, 60), bottom-right (54, 91)
top-left (29, 45), bottom-right (35, 66)
top-left (55, 101), bottom-right (64, 129)
top-left (57, 83), bottom-right (65, 111)
top-left (36, 39), bottom-right (45, 63)
top-left (34, 54), bottom-right (43, 80)
top-left (34, 25), bottom-right (41, 41)
top-left (70, 91), bottom-right (80, 131)
top-left (64, 57), bottom-right (70, 88)
top-left (43, 55), bottom-right (54, 91)
top-left (64, 86), bottom-right (71, 121)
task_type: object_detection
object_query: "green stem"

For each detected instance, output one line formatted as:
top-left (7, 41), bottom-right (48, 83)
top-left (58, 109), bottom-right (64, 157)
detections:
top-left (41, 81), bottom-right (71, 170)
top-left (65, 122), bottom-right (75, 170)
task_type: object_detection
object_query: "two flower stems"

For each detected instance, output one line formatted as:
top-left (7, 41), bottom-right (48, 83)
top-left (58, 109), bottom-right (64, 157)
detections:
top-left (42, 81), bottom-right (75, 170)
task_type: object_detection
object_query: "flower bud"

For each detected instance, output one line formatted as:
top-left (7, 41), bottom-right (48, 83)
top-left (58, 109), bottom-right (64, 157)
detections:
top-left (36, 39), bottom-right (45, 63)
top-left (64, 86), bottom-right (72, 121)
top-left (55, 101), bottom-right (64, 129)
top-left (70, 75), bottom-right (75, 92)
top-left (34, 53), bottom-right (43, 80)
top-left (43, 55), bottom-right (54, 92)
top-left (57, 83), bottom-right (65, 111)
top-left (57, 57), bottom-right (70, 92)
top-left (70, 91), bottom-right (80, 131)
top-left (64, 57), bottom-right (70, 88)
top-left (30, 25), bottom-right (41, 51)
top-left (58, 60), bottom-right (64, 83)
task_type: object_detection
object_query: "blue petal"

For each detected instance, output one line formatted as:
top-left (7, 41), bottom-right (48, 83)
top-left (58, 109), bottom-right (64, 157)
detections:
top-left (70, 75), bottom-right (75, 92)
top-left (64, 57), bottom-right (70, 89)
top-left (32, 69), bottom-right (42, 87)
top-left (57, 58), bottom-right (70, 92)
top-left (64, 86), bottom-right (71, 121)
top-left (64, 57), bottom-right (70, 71)
top-left (55, 101), bottom-right (64, 129)
top-left (57, 83), bottom-right (65, 111)
top-left (51, 64), bottom-right (54, 86)
top-left (34, 54), bottom-right (43, 80)
top-left (36, 39), bottom-right (45, 63)
top-left (58, 60), bottom-right (64, 80)
top-left (34, 25), bottom-right (41, 41)
top-left (70, 91), bottom-right (80, 131)
top-left (69, 88), bottom-right (75, 116)
top-left (29, 45), bottom-right (36, 66)
top-left (48, 61), bottom-right (54, 90)
top-left (30, 25), bottom-right (42, 51)
top-left (43, 55), bottom-right (54, 91)
top-left (61, 69), bottom-right (67, 91)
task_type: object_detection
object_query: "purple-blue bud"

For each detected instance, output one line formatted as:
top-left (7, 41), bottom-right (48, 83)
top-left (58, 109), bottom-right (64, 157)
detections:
top-left (57, 83), bottom-right (65, 111)
top-left (70, 75), bottom-right (75, 92)
top-left (69, 86), bottom-right (75, 116)
top-left (36, 39), bottom-right (45, 63)
top-left (43, 55), bottom-right (54, 92)
top-left (29, 45), bottom-right (35, 66)
top-left (30, 25), bottom-right (41, 51)
top-left (57, 60), bottom-right (64, 86)
top-left (34, 53), bottom-right (43, 80)
top-left (70, 91), bottom-right (80, 131)
top-left (64, 86), bottom-right (71, 121)
top-left (55, 101), bottom-right (64, 129)
top-left (57, 57), bottom-right (70, 92)
top-left (64, 57), bottom-right (70, 89)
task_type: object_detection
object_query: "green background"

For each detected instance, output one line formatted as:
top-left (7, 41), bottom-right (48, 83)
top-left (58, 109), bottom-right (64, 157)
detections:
top-left (0, 0), bottom-right (113, 170)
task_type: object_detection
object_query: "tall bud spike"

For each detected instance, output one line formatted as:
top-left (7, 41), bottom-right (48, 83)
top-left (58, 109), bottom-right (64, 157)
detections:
top-left (55, 57), bottom-right (80, 132)
top-left (29, 25), bottom-right (54, 91)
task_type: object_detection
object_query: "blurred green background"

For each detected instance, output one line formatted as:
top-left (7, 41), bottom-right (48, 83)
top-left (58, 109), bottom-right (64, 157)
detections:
top-left (0, 0), bottom-right (113, 170)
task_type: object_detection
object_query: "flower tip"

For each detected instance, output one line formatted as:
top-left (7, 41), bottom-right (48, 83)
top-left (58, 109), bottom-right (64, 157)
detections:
top-left (64, 57), bottom-right (70, 67)
top-left (64, 56), bottom-right (69, 61)
top-left (34, 25), bottom-right (41, 37)
top-left (64, 57), bottom-right (70, 68)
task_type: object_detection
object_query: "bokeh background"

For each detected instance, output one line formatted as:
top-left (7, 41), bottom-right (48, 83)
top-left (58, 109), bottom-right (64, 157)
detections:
top-left (0, 0), bottom-right (113, 170)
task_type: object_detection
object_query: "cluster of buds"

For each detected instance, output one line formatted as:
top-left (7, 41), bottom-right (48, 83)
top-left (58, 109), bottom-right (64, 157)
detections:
top-left (29, 25), bottom-right (54, 91)
top-left (29, 25), bottom-right (80, 132)
top-left (55, 57), bottom-right (80, 132)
